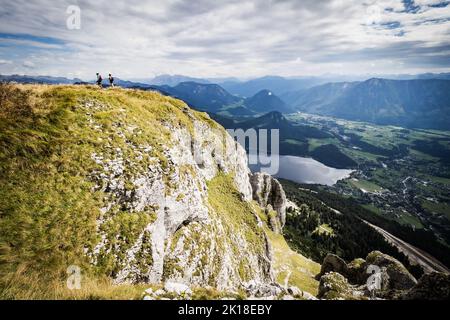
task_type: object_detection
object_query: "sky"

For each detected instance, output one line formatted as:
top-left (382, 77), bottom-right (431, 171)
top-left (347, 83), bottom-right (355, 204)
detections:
top-left (0, 0), bottom-right (449, 80)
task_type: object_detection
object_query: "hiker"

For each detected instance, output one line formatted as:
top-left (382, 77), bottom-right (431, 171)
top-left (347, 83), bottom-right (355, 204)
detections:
top-left (96, 73), bottom-right (103, 88)
top-left (108, 73), bottom-right (114, 87)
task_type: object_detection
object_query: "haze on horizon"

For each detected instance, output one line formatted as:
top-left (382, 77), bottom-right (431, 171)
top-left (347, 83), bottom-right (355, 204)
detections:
top-left (0, 0), bottom-right (449, 80)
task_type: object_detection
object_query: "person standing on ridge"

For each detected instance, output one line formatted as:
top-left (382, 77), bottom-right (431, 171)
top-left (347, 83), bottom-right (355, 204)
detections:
top-left (96, 73), bottom-right (103, 88)
top-left (108, 73), bottom-right (115, 87)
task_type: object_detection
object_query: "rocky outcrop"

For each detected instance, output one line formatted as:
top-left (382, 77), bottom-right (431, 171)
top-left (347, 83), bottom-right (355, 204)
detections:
top-left (142, 281), bottom-right (315, 300)
top-left (347, 258), bottom-right (366, 284)
top-left (249, 172), bottom-right (286, 232)
top-left (317, 254), bottom-right (349, 280)
top-left (318, 272), bottom-right (364, 300)
top-left (82, 91), bottom-right (276, 290)
top-left (365, 251), bottom-right (417, 291)
top-left (402, 272), bottom-right (450, 300)
top-left (317, 251), bottom-right (420, 299)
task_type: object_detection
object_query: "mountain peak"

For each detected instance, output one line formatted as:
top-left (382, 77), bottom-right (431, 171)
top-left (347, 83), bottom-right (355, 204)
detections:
top-left (164, 81), bottom-right (240, 112)
top-left (245, 90), bottom-right (293, 114)
top-left (255, 89), bottom-right (274, 96)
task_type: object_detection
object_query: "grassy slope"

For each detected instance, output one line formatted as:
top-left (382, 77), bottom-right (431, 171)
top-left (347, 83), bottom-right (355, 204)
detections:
top-left (253, 203), bottom-right (320, 295)
top-left (266, 229), bottom-right (320, 296)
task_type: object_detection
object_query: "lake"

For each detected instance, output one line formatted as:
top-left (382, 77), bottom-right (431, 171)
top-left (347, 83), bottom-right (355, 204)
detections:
top-left (249, 155), bottom-right (354, 186)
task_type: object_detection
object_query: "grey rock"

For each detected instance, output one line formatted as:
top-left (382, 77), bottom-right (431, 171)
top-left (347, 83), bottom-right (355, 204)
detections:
top-left (243, 280), bottom-right (284, 298)
top-left (164, 282), bottom-right (192, 296)
top-left (347, 258), bottom-right (366, 284)
top-left (249, 172), bottom-right (286, 232)
top-left (318, 254), bottom-right (349, 279)
top-left (318, 272), bottom-right (364, 300)
top-left (287, 286), bottom-right (302, 296)
top-left (301, 291), bottom-right (319, 300)
top-left (365, 251), bottom-right (417, 291)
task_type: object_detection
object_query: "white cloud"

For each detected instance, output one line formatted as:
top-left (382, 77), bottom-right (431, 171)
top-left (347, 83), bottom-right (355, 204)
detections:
top-left (22, 60), bottom-right (35, 68)
top-left (0, 0), bottom-right (448, 79)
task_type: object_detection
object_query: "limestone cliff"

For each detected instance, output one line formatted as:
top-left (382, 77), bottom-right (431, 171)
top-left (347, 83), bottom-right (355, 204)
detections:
top-left (72, 87), bottom-right (272, 289)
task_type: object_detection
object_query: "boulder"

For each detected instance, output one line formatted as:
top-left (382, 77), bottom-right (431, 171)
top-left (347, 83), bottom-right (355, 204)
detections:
top-left (402, 272), bottom-right (450, 300)
top-left (365, 251), bottom-right (417, 291)
top-left (301, 291), bottom-right (319, 300)
top-left (347, 258), bottom-right (366, 284)
top-left (164, 281), bottom-right (192, 296)
top-left (243, 280), bottom-right (284, 298)
top-left (318, 272), bottom-right (364, 300)
top-left (287, 286), bottom-right (302, 296)
top-left (317, 254), bottom-right (349, 279)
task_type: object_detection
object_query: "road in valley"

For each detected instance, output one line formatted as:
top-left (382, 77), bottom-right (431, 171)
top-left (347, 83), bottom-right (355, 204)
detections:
top-left (363, 220), bottom-right (449, 274)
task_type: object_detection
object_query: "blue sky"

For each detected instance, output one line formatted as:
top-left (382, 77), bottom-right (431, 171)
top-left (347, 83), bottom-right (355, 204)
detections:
top-left (0, 0), bottom-right (449, 79)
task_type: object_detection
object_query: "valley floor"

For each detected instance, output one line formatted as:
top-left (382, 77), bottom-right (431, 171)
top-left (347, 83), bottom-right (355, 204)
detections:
top-left (285, 113), bottom-right (450, 253)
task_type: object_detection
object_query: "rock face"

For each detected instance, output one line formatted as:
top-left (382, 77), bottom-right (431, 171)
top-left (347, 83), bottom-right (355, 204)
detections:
top-left (402, 272), bottom-right (450, 300)
top-left (365, 251), bottom-right (417, 291)
top-left (83, 91), bottom-right (275, 290)
top-left (317, 251), bottom-right (420, 299)
top-left (249, 172), bottom-right (287, 233)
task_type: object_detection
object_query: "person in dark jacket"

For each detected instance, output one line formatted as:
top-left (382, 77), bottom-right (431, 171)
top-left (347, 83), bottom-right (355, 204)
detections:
top-left (96, 73), bottom-right (103, 88)
top-left (108, 73), bottom-right (115, 87)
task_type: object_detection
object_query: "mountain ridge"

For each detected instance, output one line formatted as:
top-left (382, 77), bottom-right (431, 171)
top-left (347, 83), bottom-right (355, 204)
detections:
top-left (244, 90), bottom-right (294, 114)
top-left (284, 78), bottom-right (450, 130)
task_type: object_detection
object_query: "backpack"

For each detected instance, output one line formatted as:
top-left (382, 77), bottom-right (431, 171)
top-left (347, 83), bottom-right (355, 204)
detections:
top-left (98, 75), bottom-right (102, 82)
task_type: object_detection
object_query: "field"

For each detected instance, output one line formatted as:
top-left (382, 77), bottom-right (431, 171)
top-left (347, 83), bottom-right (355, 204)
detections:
top-left (348, 179), bottom-right (384, 193)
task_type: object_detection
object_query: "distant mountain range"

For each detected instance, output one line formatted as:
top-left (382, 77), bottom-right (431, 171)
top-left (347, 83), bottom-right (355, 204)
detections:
top-left (162, 82), bottom-right (240, 112)
top-left (0, 74), bottom-right (83, 84)
top-left (147, 74), bottom-right (211, 86)
top-left (0, 74), bottom-right (154, 88)
top-left (283, 78), bottom-right (450, 130)
top-left (281, 82), bottom-right (358, 114)
top-left (160, 82), bottom-right (290, 115)
top-left (128, 75), bottom-right (240, 87)
top-left (144, 72), bottom-right (450, 100)
top-left (219, 76), bottom-right (324, 97)
top-left (3, 73), bottom-right (450, 130)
